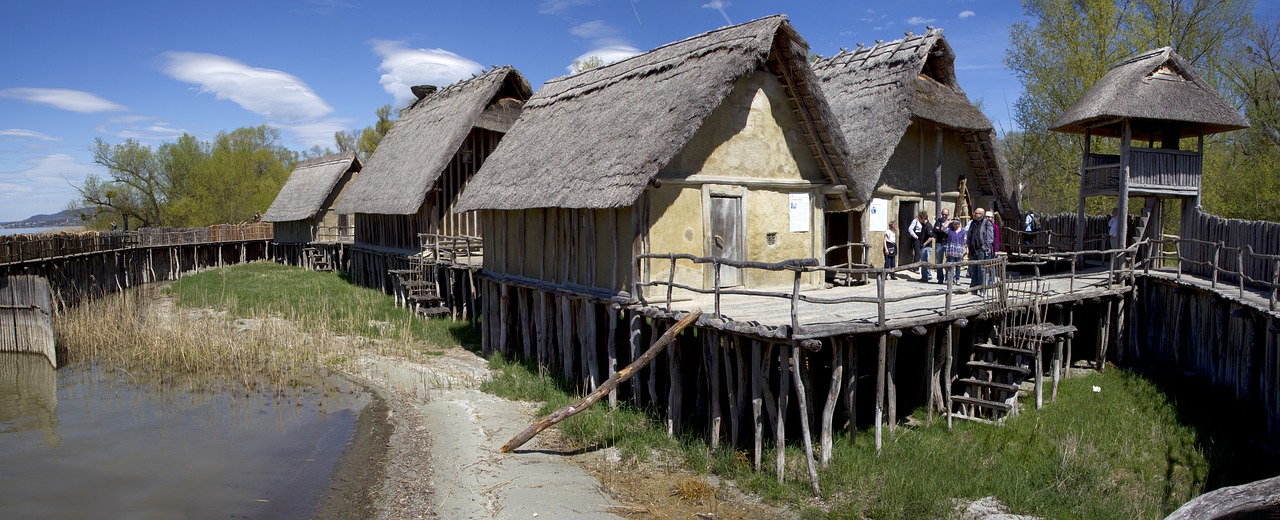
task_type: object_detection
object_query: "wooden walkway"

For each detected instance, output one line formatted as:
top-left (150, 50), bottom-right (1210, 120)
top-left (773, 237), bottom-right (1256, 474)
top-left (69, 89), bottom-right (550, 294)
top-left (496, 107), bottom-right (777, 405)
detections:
top-left (639, 255), bottom-right (1132, 340)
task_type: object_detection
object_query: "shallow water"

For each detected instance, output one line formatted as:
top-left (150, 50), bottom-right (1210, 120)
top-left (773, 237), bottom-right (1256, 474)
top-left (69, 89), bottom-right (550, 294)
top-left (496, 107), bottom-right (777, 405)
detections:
top-left (0, 353), bottom-right (366, 519)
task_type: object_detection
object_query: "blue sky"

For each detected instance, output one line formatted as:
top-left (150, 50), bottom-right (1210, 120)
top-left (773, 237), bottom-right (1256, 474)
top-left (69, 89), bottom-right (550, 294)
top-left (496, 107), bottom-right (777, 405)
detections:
top-left (0, 0), bottom-right (1039, 222)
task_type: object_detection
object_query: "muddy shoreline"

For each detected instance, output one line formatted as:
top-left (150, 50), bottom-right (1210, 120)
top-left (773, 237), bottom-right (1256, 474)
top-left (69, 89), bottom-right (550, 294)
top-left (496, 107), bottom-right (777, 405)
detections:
top-left (313, 382), bottom-right (393, 520)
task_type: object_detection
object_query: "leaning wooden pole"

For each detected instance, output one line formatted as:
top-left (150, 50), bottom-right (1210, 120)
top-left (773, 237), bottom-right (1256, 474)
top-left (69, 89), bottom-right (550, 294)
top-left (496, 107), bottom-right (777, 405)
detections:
top-left (499, 309), bottom-right (703, 454)
top-left (791, 344), bottom-right (822, 497)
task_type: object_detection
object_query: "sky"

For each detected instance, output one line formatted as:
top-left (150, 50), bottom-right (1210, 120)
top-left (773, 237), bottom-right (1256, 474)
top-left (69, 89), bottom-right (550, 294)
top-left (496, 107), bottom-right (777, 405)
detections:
top-left (0, 0), bottom-right (1148, 222)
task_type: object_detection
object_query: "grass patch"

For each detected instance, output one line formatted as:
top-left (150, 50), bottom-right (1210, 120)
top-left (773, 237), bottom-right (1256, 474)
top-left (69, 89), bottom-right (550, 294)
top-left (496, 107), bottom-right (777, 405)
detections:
top-left (481, 352), bottom-right (1275, 519)
top-left (167, 261), bottom-right (477, 349)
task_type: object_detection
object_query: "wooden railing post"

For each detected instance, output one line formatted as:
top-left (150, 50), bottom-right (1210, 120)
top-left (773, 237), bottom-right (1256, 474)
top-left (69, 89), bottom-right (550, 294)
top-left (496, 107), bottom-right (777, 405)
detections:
top-left (633, 254), bottom-right (644, 305)
top-left (1240, 246), bottom-right (1247, 299)
top-left (791, 268), bottom-right (801, 337)
top-left (1271, 259), bottom-right (1279, 312)
top-left (1176, 240), bottom-right (1183, 281)
top-left (876, 270), bottom-right (886, 327)
top-left (666, 255), bottom-right (676, 312)
top-left (1212, 241), bottom-right (1222, 289)
top-left (714, 262), bottom-right (722, 319)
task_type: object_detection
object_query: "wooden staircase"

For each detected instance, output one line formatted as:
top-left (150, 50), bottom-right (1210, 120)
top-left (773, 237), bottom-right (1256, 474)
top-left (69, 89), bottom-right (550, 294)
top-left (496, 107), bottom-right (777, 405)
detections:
top-left (390, 263), bottom-right (450, 318)
top-left (304, 247), bottom-right (332, 271)
top-left (951, 280), bottom-right (1077, 424)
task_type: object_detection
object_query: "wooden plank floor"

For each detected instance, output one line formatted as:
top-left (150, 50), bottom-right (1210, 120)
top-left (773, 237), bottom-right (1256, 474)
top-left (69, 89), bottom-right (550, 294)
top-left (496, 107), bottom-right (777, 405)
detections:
top-left (653, 267), bottom-right (1132, 339)
top-left (1143, 268), bottom-right (1280, 317)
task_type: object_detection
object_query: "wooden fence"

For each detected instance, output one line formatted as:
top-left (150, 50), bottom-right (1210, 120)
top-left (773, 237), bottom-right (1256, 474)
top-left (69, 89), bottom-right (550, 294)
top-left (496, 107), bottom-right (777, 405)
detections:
top-left (0, 275), bottom-right (54, 366)
top-left (1, 223), bottom-right (272, 265)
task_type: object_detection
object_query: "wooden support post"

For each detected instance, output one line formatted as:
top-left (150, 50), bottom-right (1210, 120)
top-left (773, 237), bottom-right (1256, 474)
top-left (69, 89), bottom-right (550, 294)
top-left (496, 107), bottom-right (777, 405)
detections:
top-left (887, 330), bottom-right (901, 432)
top-left (498, 283), bottom-right (510, 356)
top-left (751, 339), bottom-right (763, 471)
top-left (520, 289), bottom-right (532, 361)
top-left (820, 338), bottom-right (842, 467)
top-left (628, 311), bottom-right (642, 400)
top-left (791, 344), bottom-right (821, 497)
top-left (875, 332), bottom-right (887, 453)
top-left (926, 326), bottom-right (936, 425)
top-left (723, 334), bottom-right (740, 448)
top-left (1098, 300), bottom-right (1112, 370)
top-left (584, 302), bottom-right (600, 392)
top-left (499, 309), bottom-right (701, 453)
top-left (845, 338), bottom-right (858, 441)
top-left (734, 337), bottom-right (748, 448)
top-left (709, 330), bottom-right (722, 450)
top-left (1035, 340), bottom-right (1044, 410)
top-left (607, 305), bottom-right (618, 409)
top-left (1052, 337), bottom-right (1063, 402)
top-left (667, 326), bottom-right (682, 437)
top-left (776, 345), bottom-right (790, 483)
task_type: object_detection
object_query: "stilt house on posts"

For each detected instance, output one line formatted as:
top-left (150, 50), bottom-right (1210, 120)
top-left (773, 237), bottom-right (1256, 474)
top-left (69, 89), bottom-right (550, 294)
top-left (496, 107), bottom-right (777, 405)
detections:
top-left (1050, 47), bottom-right (1248, 251)
top-left (813, 28), bottom-right (1015, 268)
top-left (336, 66), bottom-right (532, 292)
top-left (262, 151), bottom-right (361, 269)
top-left (454, 15), bottom-right (857, 353)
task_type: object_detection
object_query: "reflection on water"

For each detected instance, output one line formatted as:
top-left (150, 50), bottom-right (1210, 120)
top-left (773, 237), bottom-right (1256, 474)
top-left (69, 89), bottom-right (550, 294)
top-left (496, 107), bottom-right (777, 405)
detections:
top-left (0, 354), bottom-right (366, 519)
top-left (0, 353), bottom-right (59, 447)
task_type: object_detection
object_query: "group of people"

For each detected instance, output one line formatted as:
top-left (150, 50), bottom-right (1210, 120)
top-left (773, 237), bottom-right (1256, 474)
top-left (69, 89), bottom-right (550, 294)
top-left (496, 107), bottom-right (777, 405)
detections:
top-left (882, 207), bottom-right (1000, 291)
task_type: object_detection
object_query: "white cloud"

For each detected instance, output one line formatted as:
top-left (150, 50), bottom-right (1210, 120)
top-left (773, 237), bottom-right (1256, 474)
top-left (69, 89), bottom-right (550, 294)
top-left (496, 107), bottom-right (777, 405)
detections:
top-left (0, 154), bottom-right (103, 222)
top-left (0, 88), bottom-right (127, 114)
top-left (959, 10), bottom-right (976, 19)
top-left (538, 0), bottom-right (591, 14)
top-left (906, 16), bottom-right (937, 25)
top-left (566, 46), bottom-right (642, 73)
top-left (95, 115), bottom-right (188, 141)
top-left (0, 129), bottom-right (60, 141)
top-left (702, 0), bottom-right (733, 25)
top-left (571, 20), bottom-right (615, 39)
top-left (370, 40), bottom-right (484, 106)
top-left (273, 118), bottom-right (356, 148)
top-left (162, 51), bottom-right (333, 122)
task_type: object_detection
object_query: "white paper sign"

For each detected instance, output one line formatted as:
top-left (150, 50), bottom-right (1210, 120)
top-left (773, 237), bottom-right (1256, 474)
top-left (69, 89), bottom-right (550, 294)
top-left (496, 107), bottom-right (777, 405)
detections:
top-left (789, 192), bottom-right (809, 233)
top-left (869, 198), bottom-right (889, 232)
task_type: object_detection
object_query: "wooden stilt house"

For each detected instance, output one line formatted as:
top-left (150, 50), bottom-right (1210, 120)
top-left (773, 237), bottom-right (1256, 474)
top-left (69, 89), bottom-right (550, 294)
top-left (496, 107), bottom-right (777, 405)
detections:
top-left (1050, 47), bottom-right (1248, 251)
top-left (262, 151), bottom-right (361, 269)
top-left (813, 28), bottom-right (1015, 267)
top-left (455, 15), bottom-right (857, 349)
top-left (336, 66), bottom-right (532, 292)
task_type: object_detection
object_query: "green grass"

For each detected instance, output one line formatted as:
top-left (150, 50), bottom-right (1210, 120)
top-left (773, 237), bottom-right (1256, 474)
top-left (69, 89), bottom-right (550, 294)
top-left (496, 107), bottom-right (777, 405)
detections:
top-left (167, 261), bottom-right (477, 349)
top-left (167, 263), bottom-right (1276, 518)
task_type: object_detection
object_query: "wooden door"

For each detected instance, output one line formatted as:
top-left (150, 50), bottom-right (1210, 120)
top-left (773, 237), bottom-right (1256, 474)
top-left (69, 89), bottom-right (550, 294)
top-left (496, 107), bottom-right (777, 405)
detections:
top-left (710, 195), bottom-right (744, 287)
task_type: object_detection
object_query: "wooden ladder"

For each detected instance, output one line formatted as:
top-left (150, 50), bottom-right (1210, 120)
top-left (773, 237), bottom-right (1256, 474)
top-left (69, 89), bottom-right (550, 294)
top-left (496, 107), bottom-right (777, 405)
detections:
top-left (303, 247), bottom-right (331, 271)
top-left (951, 280), bottom-right (1076, 424)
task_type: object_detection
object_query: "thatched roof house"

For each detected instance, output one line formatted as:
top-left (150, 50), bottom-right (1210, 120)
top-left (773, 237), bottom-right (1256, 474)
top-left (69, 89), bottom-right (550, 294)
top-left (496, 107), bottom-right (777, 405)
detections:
top-left (337, 66), bottom-right (532, 254)
top-left (457, 15), bottom-right (856, 304)
top-left (456, 15), bottom-right (853, 212)
top-left (263, 151), bottom-right (361, 243)
top-left (1051, 46), bottom-right (1248, 138)
top-left (813, 28), bottom-right (1015, 263)
top-left (1051, 47), bottom-right (1248, 250)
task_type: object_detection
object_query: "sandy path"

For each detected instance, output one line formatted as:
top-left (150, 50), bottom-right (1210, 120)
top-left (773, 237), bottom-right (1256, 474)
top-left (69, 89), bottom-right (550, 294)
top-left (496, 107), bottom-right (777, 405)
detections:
top-left (351, 349), bottom-right (620, 519)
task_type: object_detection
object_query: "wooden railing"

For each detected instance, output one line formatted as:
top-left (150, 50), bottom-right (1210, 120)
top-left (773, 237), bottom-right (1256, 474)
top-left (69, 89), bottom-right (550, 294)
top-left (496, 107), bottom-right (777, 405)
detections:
top-left (315, 224), bottom-right (354, 243)
top-left (1141, 236), bottom-right (1280, 311)
top-left (0, 223), bottom-right (273, 265)
top-left (634, 248), bottom-right (1136, 338)
top-left (417, 233), bottom-right (483, 266)
top-left (1081, 149), bottom-right (1201, 195)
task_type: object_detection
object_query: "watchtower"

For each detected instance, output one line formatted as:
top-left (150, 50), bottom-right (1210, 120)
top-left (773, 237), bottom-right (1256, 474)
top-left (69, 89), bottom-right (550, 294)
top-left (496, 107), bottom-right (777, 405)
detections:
top-left (1051, 47), bottom-right (1248, 251)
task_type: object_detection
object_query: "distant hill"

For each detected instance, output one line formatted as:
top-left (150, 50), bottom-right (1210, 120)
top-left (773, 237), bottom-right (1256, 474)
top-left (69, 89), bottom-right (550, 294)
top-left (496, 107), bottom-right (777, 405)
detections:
top-left (0, 209), bottom-right (83, 229)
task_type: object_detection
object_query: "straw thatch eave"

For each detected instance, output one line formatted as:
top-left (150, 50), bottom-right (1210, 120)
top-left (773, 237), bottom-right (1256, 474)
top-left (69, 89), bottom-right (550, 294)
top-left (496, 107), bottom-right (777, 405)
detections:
top-left (262, 151), bottom-right (360, 222)
top-left (335, 66), bottom-right (532, 216)
top-left (814, 28), bottom-right (1014, 209)
top-left (453, 15), bottom-right (856, 212)
top-left (1051, 47), bottom-right (1248, 139)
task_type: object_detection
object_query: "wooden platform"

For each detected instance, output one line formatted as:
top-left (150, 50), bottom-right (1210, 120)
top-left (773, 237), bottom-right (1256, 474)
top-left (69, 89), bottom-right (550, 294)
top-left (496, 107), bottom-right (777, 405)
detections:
top-left (648, 268), bottom-right (1130, 340)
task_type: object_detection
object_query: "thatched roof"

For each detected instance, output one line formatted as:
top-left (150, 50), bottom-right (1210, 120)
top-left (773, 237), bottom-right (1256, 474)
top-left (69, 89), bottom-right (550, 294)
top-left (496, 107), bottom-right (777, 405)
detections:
top-left (813, 28), bottom-right (1014, 211)
top-left (336, 66), bottom-right (532, 215)
top-left (1051, 47), bottom-right (1248, 138)
top-left (454, 15), bottom-right (855, 212)
top-left (262, 151), bottom-right (360, 222)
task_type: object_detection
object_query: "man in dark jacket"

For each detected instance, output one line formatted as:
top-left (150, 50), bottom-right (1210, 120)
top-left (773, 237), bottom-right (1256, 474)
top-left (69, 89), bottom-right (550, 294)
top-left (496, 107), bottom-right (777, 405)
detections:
top-left (933, 208), bottom-right (951, 283)
top-left (967, 207), bottom-right (995, 293)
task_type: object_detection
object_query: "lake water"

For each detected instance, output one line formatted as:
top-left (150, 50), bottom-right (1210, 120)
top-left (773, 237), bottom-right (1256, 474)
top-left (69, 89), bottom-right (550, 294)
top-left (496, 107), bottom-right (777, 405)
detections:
top-left (0, 226), bottom-right (78, 236)
top-left (0, 353), bottom-right (366, 519)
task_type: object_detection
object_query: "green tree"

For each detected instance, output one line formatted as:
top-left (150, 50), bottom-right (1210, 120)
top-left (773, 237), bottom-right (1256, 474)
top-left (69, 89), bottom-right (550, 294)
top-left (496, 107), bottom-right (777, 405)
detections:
top-left (570, 55), bottom-right (605, 73)
top-left (79, 138), bottom-right (171, 228)
top-left (1005, 0), bottom-right (1254, 215)
top-left (334, 103), bottom-right (396, 162)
